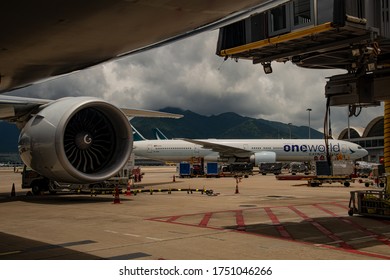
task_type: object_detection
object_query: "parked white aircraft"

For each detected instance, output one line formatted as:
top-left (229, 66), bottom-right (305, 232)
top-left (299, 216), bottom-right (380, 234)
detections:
top-left (133, 138), bottom-right (368, 165)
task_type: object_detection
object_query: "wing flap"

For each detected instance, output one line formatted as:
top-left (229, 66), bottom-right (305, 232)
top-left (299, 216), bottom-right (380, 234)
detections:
top-left (182, 139), bottom-right (249, 156)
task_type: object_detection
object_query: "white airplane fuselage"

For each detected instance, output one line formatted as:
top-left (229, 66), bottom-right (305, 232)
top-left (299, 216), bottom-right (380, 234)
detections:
top-left (133, 139), bottom-right (368, 164)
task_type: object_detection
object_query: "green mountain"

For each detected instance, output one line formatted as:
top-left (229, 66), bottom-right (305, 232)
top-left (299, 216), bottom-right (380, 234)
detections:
top-left (131, 107), bottom-right (323, 140)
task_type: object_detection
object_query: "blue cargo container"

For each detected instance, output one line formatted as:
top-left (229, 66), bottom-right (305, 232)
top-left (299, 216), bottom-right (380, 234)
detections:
top-left (206, 162), bottom-right (219, 177)
top-left (179, 162), bottom-right (191, 177)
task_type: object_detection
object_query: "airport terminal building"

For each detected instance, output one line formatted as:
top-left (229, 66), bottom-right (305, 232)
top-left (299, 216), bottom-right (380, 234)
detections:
top-left (337, 116), bottom-right (384, 163)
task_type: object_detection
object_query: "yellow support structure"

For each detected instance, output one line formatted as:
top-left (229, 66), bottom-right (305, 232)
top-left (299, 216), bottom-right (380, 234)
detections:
top-left (384, 101), bottom-right (390, 194)
top-left (219, 22), bottom-right (334, 57)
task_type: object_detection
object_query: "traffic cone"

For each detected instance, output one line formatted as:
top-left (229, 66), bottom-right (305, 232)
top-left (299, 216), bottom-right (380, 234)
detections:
top-left (172, 175), bottom-right (176, 182)
top-left (11, 183), bottom-right (16, 197)
top-left (125, 179), bottom-right (132, 196)
top-left (113, 186), bottom-right (121, 204)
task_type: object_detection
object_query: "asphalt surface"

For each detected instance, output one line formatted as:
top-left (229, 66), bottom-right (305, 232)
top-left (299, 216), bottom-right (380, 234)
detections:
top-left (0, 166), bottom-right (389, 260)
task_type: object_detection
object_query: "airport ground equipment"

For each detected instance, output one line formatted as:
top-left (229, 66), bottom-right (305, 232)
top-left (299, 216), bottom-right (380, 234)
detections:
top-left (306, 160), bottom-right (355, 187)
top-left (21, 159), bottom-right (137, 195)
top-left (220, 163), bottom-right (254, 177)
top-left (178, 162), bottom-right (204, 177)
top-left (205, 162), bottom-right (220, 177)
top-left (348, 190), bottom-right (390, 217)
top-left (307, 175), bottom-right (354, 187)
top-left (289, 162), bottom-right (309, 175)
top-left (129, 187), bottom-right (216, 196)
top-left (259, 162), bottom-right (282, 175)
top-left (179, 162), bottom-right (192, 178)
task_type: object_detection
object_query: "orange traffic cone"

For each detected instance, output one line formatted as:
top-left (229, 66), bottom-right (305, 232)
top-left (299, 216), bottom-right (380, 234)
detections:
top-left (11, 183), bottom-right (16, 197)
top-left (125, 179), bottom-right (132, 196)
top-left (113, 186), bottom-right (121, 204)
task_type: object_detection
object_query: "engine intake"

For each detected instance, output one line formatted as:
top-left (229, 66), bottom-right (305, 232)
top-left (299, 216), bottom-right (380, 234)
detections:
top-left (18, 97), bottom-right (132, 183)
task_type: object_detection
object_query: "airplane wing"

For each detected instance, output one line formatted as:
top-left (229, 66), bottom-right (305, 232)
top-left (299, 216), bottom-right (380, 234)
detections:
top-left (0, 0), bottom-right (288, 93)
top-left (0, 95), bottom-right (182, 121)
top-left (120, 108), bottom-right (182, 119)
top-left (182, 139), bottom-right (250, 157)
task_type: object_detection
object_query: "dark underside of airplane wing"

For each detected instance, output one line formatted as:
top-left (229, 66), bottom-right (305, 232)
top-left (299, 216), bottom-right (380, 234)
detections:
top-left (0, 0), bottom-right (280, 93)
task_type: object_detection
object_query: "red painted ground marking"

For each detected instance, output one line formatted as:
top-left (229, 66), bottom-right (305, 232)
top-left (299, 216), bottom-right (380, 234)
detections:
top-left (264, 207), bottom-right (292, 239)
top-left (330, 202), bottom-right (349, 210)
top-left (199, 212), bottom-right (212, 227)
top-left (235, 210), bottom-right (245, 231)
top-left (288, 206), bottom-right (354, 249)
top-left (314, 203), bottom-right (390, 247)
top-left (146, 203), bottom-right (390, 259)
top-left (166, 216), bottom-right (180, 223)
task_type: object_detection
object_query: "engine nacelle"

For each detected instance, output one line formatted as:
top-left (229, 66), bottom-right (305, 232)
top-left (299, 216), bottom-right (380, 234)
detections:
top-left (250, 151), bottom-right (276, 166)
top-left (18, 96), bottom-right (132, 183)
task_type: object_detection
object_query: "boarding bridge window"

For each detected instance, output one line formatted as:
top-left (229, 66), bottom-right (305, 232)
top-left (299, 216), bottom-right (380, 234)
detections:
top-left (268, 4), bottom-right (291, 36)
top-left (292, 0), bottom-right (313, 28)
top-left (217, 20), bottom-right (246, 49)
top-left (382, 0), bottom-right (390, 37)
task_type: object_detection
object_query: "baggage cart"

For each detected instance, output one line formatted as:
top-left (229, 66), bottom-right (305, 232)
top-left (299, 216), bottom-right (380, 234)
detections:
top-left (348, 190), bottom-right (390, 217)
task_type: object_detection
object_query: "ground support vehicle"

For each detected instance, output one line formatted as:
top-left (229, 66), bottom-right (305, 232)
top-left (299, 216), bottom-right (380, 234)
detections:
top-left (220, 163), bottom-right (253, 178)
top-left (178, 162), bottom-right (205, 178)
top-left (307, 175), bottom-right (355, 187)
top-left (289, 162), bottom-right (309, 175)
top-left (259, 162), bottom-right (282, 175)
top-left (21, 159), bottom-right (136, 195)
top-left (306, 160), bottom-right (355, 187)
top-left (348, 190), bottom-right (390, 217)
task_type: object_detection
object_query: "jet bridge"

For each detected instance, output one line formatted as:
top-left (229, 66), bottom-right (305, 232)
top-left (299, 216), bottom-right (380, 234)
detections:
top-left (216, 0), bottom-right (390, 207)
top-left (216, 0), bottom-right (390, 106)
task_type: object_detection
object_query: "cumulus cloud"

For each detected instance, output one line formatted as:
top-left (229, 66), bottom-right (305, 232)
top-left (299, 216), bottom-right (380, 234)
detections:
top-left (9, 29), bottom-right (383, 136)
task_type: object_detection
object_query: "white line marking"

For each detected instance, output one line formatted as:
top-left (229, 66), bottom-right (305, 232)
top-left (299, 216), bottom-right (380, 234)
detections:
top-left (123, 233), bottom-right (140, 237)
top-left (104, 230), bottom-right (119, 234)
top-left (146, 237), bottom-right (164, 241)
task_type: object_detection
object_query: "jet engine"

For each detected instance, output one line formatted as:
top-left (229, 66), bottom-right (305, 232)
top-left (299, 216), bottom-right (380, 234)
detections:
top-left (250, 151), bottom-right (276, 166)
top-left (18, 97), bottom-right (132, 183)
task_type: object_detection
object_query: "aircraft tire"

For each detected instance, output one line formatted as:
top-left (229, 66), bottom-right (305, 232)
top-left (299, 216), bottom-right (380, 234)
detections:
top-left (31, 181), bottom-right (42, 195)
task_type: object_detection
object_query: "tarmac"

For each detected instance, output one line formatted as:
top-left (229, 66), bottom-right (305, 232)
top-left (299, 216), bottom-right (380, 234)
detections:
top-left (0, 166), bottom-right (389, 260)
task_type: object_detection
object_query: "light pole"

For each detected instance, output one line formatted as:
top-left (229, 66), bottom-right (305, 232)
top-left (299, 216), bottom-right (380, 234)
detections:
top-left (307, 108), bottom-right (312, 139)
top-left (288, 123), bottom-right (292, 139)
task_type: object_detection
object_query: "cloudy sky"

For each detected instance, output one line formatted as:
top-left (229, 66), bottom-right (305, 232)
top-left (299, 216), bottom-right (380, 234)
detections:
top-left (11, 29), bottom-right (383, 137)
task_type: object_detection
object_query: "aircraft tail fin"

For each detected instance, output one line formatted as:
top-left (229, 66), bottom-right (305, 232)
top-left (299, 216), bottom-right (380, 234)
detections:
top-left (131, 125), bottom-right (146, 141)
top-left (154, 128), bottom-right (169, 140)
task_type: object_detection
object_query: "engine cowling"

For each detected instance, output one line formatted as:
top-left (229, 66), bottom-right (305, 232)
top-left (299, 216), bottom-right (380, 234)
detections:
top-left (18, 96), bottom-right (132, 183)
top-left (250, 151), bottom-right (276, 166)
